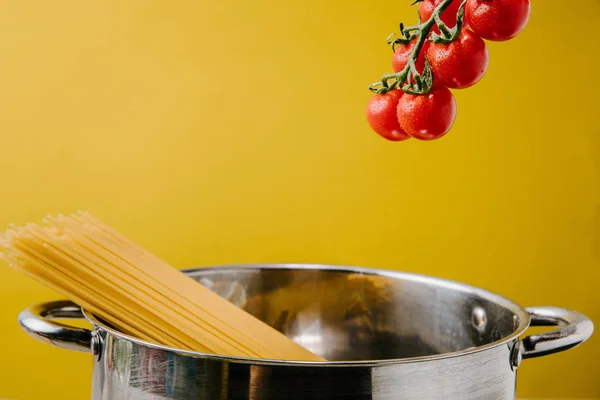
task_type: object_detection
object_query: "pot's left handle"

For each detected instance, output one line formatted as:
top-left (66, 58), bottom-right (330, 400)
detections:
top-left (18, 300), bottom-right (96, 353)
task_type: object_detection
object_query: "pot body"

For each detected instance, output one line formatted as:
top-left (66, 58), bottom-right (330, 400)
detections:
top-left (18, 264), bottom-right (594, 400)
top-left (91, 330), bottom-right (517, 400)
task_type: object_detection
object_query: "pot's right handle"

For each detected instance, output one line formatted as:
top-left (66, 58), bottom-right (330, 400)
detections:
top-left (18, 300), bottom-right (95, 353)
top-left (521, 306), bottom-right (594, 359)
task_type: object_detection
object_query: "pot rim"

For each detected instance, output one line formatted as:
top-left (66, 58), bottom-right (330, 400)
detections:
top-left (82, 263), bottom-right (531, 367)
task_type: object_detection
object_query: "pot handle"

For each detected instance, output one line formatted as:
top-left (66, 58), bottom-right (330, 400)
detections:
top-left (521, 306), bottom-right (594, 359)
top-left (18, 300), bottom-right (94, 353)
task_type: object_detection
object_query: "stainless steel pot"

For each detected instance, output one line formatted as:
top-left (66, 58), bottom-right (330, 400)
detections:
top-left (19, 264), bottom-right (593, 400)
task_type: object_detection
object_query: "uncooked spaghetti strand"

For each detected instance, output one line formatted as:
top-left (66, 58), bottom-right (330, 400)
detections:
top-left (50, 227), bottom-right (245, 356)
top-left (54, 214), bottom-right (279, 357)
top-left (63, 221), bottom-right (276, 357)
top-left (73, 212), bottom-right (158, 259)
top-left (6, 232), bottom-right (183, 348)
top-left (2, 246), bottom-right (154, 344)
top-left (32, 219), bottom-right (254, 355)
top-left (23, 228), bottom-right (212, 353)
top-left (10, 229), bottom-right (189, 350)
top-left (83, 225), bottom-right (310, 359)
top-left (62, 214), bottom-right (323, 360)
top-left (88, 234), bottom-right (284, 357)
top-left (81, 235), bottom-right (259, 356)
top-left (41, 218), bottom-right (254, 356)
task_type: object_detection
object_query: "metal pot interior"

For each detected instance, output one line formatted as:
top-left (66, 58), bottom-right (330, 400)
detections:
top-left (92, 264), bottom-right (530, 362)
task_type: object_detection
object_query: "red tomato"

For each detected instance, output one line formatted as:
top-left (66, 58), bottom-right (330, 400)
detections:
top-left (465, 0), bottom-right (531, 41)
top-left (392, 39), bottom-right (431, 86)
top-left (427, 29), bottom-right (489, 89)
top-left (366, 90), bottom-right (411, 142)
top-left (392, 40), bottom-right (430, 74)
top-left (392, 40), bottom-right (432, 87)
top-left (396, 87), bottom-right (456, 141)
top-left (419, 0), bottom-right (468, 33)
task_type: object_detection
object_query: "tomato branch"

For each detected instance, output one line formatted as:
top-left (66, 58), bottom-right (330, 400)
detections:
top-left (369, 0), bottom-right (466, 95)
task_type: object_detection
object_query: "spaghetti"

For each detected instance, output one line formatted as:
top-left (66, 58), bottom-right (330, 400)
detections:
top-left (0, 211), bottom-right (324, 361)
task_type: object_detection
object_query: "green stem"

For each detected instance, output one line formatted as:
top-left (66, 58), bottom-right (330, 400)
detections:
top-left (434, 14), bottom-right (452, 38)
top-left (370, 0), bottom-right (460, 95)
top-left (431, 0), bottom-right (466, 44)
top-left (409, 59), bottom-right (422, 89)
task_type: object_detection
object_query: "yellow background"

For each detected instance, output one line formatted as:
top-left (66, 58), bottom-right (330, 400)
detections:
top-left (0, 1), bottom-right (598, 398)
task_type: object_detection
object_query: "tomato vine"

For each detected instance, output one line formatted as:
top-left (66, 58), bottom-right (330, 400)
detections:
top-left (366, 0), bottom-right (531, 142)
top-left (369, 0), bottom-right (467, 96)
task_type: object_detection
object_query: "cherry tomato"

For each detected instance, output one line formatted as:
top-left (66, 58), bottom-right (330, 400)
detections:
top-left (465, 0), bottom-right (531, 41)
top-left (392, 40), bottom-right (430, 74)
top-left (396, 87), bottom-right (456, 141)
top-left (427, 29), bottom-right (489, 89)
top-left (392, 40), bottom-right (432, 88)
top-left (419, 0), bottom-right (468, 33)
top-left (366, 89), bottom-right (411, 142)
